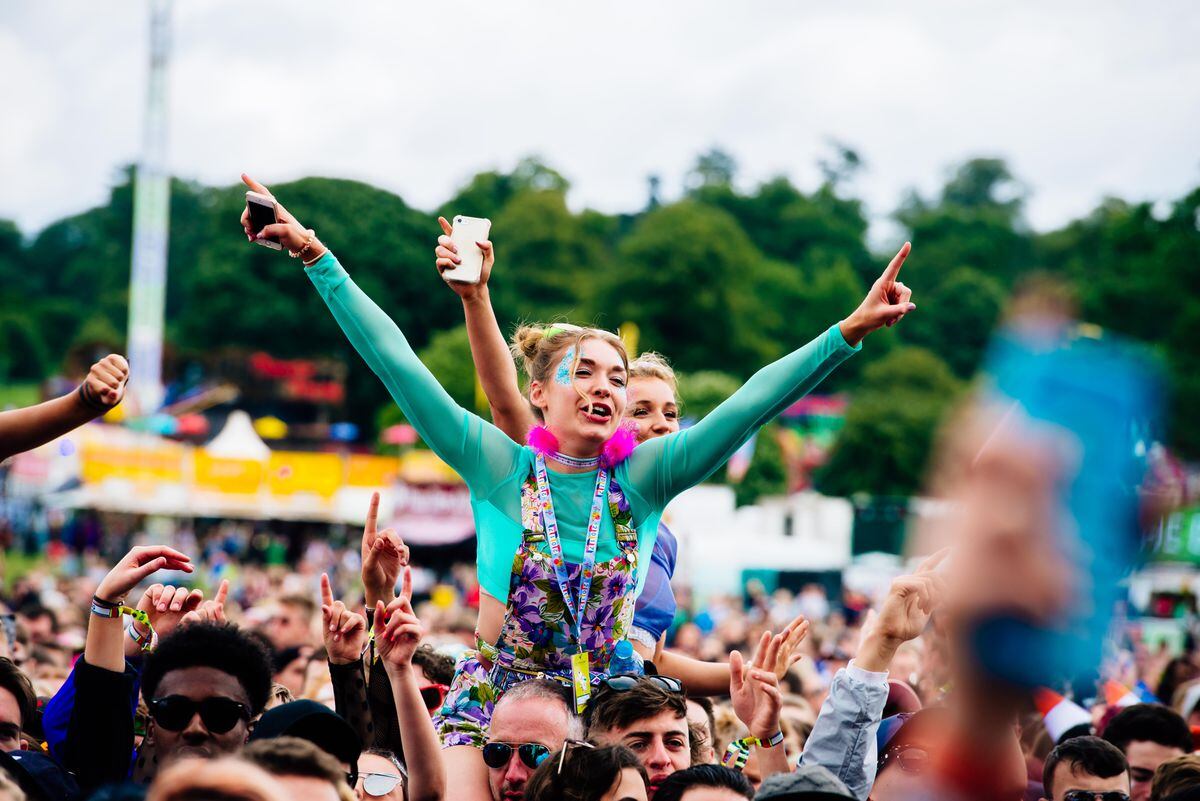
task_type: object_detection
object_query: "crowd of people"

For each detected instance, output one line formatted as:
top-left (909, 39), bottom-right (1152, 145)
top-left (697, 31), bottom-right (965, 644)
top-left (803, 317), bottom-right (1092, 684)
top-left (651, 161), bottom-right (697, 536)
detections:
top-left (0, 175), bottom-right (1194, 801)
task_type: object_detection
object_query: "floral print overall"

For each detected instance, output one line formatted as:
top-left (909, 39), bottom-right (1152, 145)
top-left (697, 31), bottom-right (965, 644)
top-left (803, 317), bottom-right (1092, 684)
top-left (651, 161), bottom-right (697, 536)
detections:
top-left (433, 470), bottom-right (639, 748)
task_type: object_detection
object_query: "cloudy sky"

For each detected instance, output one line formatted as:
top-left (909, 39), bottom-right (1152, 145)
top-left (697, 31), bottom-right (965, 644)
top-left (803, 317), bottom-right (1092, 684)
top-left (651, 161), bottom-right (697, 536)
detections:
top-left (2, 1), bottom-right (1197, 242)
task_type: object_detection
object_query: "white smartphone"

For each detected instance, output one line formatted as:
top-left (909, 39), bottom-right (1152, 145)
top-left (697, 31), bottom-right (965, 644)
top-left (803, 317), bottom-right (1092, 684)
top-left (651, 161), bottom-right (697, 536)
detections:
top-left (246, 191), bottom-right (282, 250)
top-left (441, 215), bottom-right (492, 283)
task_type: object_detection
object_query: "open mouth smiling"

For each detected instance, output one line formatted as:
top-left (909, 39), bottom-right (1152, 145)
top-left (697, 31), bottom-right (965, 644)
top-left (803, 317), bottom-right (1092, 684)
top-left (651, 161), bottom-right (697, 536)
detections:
top-left (580, 401), bottom-right (612, 423)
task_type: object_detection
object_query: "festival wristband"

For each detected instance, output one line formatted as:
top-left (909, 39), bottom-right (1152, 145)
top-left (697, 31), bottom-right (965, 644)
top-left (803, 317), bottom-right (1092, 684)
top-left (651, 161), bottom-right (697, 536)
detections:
top-left (90, 595), bottom-right (122, 618)
top-left (757, 730), bottom-right (785, 748)
top-left (126, 613), bottom-right (159, 653)
top-left (721, 739), bottom-right (753, 771)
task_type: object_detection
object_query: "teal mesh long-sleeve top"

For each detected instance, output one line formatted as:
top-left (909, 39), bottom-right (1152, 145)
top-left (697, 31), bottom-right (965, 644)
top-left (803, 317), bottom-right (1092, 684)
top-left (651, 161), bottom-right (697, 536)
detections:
top-left (305, 252), bottom-right (859, 602)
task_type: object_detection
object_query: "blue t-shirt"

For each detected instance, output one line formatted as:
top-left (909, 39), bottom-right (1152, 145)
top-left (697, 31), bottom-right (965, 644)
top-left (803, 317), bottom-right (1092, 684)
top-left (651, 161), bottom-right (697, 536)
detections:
top-left (631, 523), bottom-right (678, 643)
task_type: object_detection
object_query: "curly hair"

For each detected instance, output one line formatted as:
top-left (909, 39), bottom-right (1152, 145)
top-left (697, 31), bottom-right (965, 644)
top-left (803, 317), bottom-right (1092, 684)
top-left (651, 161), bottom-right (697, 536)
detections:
top-left (411, 645), bottom-right (455, 687)
top-left (142, 623), bottom-right (274, 715)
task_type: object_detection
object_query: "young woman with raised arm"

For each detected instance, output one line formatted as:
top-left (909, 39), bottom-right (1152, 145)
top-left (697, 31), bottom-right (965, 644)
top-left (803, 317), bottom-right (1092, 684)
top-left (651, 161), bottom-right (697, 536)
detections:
top-left (239, 174), bottom-right (916, 801)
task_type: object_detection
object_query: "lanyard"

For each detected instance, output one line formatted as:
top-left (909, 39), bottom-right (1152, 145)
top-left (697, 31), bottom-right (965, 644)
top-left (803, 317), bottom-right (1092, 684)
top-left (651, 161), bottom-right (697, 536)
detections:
top-left (533, 453), bottom-right (608, 643)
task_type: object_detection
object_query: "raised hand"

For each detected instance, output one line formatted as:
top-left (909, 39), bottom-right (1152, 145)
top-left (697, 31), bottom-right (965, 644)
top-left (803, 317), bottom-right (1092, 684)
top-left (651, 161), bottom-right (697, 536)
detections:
top-left (730, 632), bottom-right (784, 741)
top-left (771, 614), bottom-right (810, 681)
top-left (434, 216), bottom-right (494, 300)
top-left (877, 549), bottom-right (948, 645)
top-left (361, 492), bottom-right (409, 609)
top-left (320, 573), bottom-right (368, 665)
top-left (857, 549), bottom-right (948, 673)
top-left (94, 546), bottom-right (193, 605)
top-left (238, 174), bottom-right (326, 258)
top-left (127, 583), bottom-right (203, 654)
top-left (374, 567), bottom-right (423, 671)
top-left (839, 242), bottom-right (917, 346)
top-left (181, 579), bottom-right (230, 626)
top-left (82, 354), bottom-right (130, 410)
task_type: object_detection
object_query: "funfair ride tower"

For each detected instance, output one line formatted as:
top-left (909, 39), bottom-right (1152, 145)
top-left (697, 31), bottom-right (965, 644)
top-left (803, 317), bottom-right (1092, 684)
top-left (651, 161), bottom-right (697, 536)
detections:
top-left (126, 0), bottom-right (172, 415)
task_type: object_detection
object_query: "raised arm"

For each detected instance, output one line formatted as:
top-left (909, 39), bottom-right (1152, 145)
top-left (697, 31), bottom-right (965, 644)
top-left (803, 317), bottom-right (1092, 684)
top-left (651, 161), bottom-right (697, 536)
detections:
top-left (376, 570), bottom-right (445, 801)
top-left (0, 354), bottom-right (128, 463)
top-left (627, 243), bottom-right (916, 507)
top-left (799, 550), bottom-right (945, 799)
top-left (434, 216), bottom-right (536, 443)
top-left (65, 546), bottom-right (192, 792)
top-left (240, 175), bottom-right (519, 491)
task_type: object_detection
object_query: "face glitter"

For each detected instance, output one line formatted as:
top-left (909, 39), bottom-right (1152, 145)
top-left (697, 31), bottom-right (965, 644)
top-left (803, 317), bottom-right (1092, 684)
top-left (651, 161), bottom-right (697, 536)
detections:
top-left (555, 347), bottom-right (575, 387)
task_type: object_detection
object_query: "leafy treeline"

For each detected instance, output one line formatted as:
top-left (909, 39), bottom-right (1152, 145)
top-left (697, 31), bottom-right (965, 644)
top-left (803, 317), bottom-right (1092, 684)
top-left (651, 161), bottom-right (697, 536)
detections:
top-left (1, 151), bottom-right (1196, 498)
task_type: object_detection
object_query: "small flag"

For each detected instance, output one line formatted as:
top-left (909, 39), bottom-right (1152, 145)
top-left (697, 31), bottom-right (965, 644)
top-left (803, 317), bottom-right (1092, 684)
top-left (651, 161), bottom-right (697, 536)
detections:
top-left (1102, 681), bottom-right (1140, 709)
top-left (1034, 688), bottom-right (1092, 743)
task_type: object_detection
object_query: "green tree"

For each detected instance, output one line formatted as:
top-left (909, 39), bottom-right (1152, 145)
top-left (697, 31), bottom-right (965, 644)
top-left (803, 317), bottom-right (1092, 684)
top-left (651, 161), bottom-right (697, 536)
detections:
top-left (900, 267), bottom-right (1007, 378)
top-left (598, 201), bottom-right (784, 376)
top-left (895, 158), bottom-right (1033, 289)
top-left (735, 424), bottom-right (788, 507)
top-left (816, 347), bottom-right (963, 497)
top-left (486, 189), bottom-right (611, 325)
top-left (417, 325), bottom-right (477, 411)
top-left (686, 148), bottom-right (738, 192)
top-left (438, 157), bottom-right (569, 220)
top-left (675, 369), bottom-right (742, 420)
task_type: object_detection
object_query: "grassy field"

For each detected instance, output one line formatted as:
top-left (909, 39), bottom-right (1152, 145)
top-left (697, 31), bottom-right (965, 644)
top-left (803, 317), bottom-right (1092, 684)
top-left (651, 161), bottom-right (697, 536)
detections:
top-left (0, 382), bottom-right (40, 409)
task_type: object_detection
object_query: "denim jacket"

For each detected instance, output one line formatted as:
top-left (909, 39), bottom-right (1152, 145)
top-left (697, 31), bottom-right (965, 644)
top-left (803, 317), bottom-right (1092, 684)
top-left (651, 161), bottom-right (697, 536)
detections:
top-left (797, 661), bottom-right (889, 800)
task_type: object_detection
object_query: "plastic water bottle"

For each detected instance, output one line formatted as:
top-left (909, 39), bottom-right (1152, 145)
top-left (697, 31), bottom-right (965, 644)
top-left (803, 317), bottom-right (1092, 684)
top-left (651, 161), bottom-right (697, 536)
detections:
top-left (607, 640), bottom-right (644, 676)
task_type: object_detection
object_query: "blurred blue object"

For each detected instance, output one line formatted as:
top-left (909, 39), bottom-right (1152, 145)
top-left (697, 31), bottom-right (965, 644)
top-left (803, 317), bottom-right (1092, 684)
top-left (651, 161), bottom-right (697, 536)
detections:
top-left (329, 422), bottom-right (359, 441)
top-left (148, 413), bottom-right (178, 436)
top-left (972, 321), bottom-right (1162, 688)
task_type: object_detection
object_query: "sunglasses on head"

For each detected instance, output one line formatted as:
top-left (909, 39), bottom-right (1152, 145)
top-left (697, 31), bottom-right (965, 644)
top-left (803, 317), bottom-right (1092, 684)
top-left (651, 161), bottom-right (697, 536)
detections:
top-left (148, 696), bottom-right (250, 734)
top-left (1063, 794), bottom-right (1130, 801)
top-left (358, 772), bottom-right (404, 797)
top-left (419, 683), bottom-right (449, 712)
top-left (599, 674), bottom-right (684, 694)
top-left (556, 739), bottom-right (594, 775)
top-left (481, 742), bottom-right (552, 770)
top-left (879, 744), bottom-right (930, 776)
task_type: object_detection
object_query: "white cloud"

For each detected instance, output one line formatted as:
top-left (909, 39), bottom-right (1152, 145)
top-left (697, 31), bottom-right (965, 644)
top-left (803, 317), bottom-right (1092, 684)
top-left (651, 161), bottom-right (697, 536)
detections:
top-left (2, 0), bottom-right (1198, 243)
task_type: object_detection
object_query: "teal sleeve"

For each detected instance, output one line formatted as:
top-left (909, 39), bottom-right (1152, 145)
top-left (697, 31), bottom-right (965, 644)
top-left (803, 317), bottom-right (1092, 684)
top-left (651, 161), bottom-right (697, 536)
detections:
top-left (304, 252), bottom-right (520, 492)
top-left (626, 323), bottom-right (859, 509)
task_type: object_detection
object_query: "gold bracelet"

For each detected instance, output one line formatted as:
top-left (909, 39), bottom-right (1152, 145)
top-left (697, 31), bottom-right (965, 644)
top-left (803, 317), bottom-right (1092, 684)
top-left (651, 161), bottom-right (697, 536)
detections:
top-left (289, 229), bottom-right (316, 259)
top-left (302, 246), bottom-right (327, 267)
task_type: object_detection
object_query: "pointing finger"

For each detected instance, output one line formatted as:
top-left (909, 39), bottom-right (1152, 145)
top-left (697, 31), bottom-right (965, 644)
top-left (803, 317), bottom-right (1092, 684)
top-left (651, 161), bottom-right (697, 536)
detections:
top-left (365, 492), bottom-right (379, 542)
top-left (400, 566), bottom-right (412, 604)
top-left (880, 241), bottom-right (911, 284)
top-left (241, 173), bottom-right (270, 196)
top-left (214, 579), bottom-right (229, 607)
top-left (915, 547), bottom-right (951, 575)
top-left (320, 573), bottom-right (334, 607)
top-left (373, 600), bottom-right (387, 635)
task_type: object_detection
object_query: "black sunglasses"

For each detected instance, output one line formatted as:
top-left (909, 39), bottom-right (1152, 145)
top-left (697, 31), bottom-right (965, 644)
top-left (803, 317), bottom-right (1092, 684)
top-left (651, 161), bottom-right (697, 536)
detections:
top-left (481, 742), bottom-right (552, 770)
top-left (1063, 793), bottom-right (1130, 801)
top-left (148, 696), bottom-right (250, 734)
top-left (599, 674), bottom-right (684, 694)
